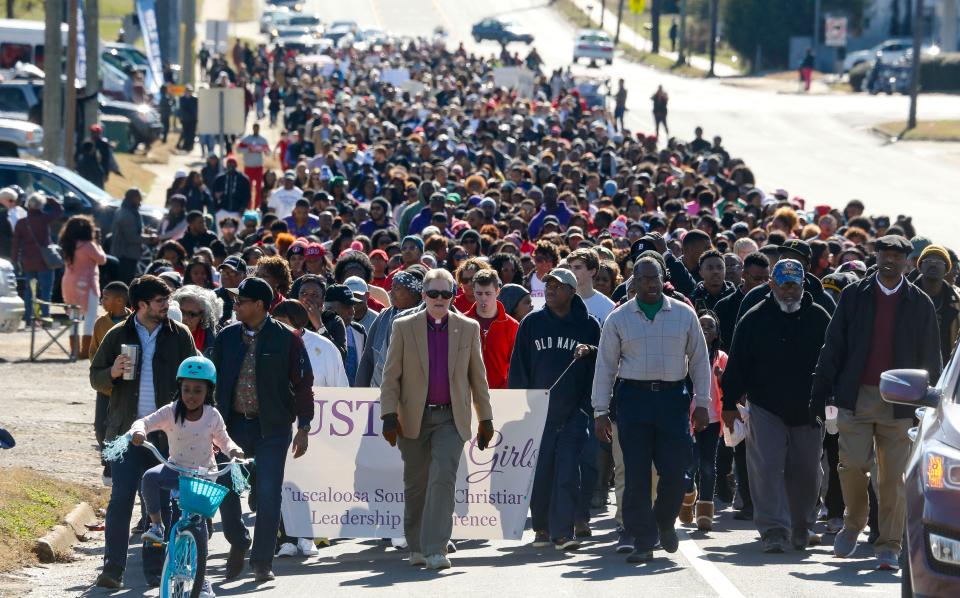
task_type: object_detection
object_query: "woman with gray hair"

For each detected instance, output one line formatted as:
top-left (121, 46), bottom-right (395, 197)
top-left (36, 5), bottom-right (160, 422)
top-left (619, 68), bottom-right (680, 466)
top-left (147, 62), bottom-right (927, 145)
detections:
top-left (171, 284), bottom-right (223, 355)
top-left (11, 192), bottom-right (63, 326)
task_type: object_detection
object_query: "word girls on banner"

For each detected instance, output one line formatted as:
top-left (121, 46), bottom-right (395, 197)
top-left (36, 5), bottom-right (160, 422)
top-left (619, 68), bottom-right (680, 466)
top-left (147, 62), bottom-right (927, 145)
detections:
top-left (281, 388), bottom-right (549, 540)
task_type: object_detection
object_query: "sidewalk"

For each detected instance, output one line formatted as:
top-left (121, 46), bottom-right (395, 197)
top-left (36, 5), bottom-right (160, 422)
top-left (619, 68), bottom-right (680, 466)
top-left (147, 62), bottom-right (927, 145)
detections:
top-left (566, 0), bottom-right (740, 77)
top-left (142, 0), bottom-right (275, 209)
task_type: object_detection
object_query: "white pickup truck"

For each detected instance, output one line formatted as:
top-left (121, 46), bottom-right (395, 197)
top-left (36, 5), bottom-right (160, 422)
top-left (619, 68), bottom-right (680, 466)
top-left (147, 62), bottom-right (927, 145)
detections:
top-left (0, 117), bottom-right (43, 158)
top-left (0, 258), bottom-right (24, 332)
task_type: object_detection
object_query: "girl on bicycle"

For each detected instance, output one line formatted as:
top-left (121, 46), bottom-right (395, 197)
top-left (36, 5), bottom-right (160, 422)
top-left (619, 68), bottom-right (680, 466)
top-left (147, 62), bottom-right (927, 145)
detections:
top-left (129, 356), bottom-right (243, 546)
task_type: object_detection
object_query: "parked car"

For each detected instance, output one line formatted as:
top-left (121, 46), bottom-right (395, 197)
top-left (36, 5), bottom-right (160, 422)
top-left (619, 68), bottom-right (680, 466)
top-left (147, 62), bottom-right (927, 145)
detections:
top-left (261, 7), bottom-right (292, 33)
top-left (98, 95), bottom-right (163, 150)
top-left (0, 158), bottom-right (164, 238)
top-left (573, 29), bottom-right (614, 65)
top-left (0, 117), bottom-right (42, 157)
top-left (0, 257), bottom-right (24, 332)
top-left (471, 18), bottom-right (534, 45)
top-left (880, 359), bottom-right (960, 598)
top-left (842, 38), bottom-right (940, 73)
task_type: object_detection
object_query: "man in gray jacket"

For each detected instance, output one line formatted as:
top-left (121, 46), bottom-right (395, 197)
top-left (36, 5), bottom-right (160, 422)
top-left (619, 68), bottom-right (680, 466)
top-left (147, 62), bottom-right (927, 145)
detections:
top-left (110, 188), bottom-right (156, 283)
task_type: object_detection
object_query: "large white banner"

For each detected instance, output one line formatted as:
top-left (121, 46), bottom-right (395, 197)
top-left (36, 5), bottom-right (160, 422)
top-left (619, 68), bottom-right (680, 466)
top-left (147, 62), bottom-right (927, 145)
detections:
top-left (281, 388), bottom-right (549, 540)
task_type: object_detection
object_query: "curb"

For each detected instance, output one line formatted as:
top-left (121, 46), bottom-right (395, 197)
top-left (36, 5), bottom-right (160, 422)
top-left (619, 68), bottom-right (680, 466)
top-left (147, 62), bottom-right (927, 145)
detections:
top-left (34, 502), bottom-right (98, 564)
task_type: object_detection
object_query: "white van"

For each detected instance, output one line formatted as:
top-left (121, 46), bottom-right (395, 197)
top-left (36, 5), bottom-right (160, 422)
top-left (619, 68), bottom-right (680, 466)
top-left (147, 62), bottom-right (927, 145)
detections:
top-left (0, 19), bottom-right (68, 70)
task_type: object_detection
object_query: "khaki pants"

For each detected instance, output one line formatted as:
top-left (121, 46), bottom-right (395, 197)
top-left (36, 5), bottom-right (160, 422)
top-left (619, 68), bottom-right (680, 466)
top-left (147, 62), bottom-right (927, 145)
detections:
top-left (611, 422), bottom-right (657, 527)
top-left (837, 385), bottom-right (913, 553)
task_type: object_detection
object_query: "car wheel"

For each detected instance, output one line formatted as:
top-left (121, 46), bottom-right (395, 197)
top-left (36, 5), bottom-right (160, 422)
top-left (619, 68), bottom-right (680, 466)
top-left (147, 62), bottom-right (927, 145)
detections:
top-left (128, 130), bottom-right (139, 153)
top-left (606, 59), bottom-right (613, 65)
top-left (0, 142), bottom-right (18, 157)
top-left (473, 35), bottom-right (480, 43)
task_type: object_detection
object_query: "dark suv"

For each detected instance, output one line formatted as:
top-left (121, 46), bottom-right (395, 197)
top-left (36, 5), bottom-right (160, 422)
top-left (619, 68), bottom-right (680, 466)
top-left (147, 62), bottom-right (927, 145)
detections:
top-left (880, 352), bottom-right (960, 598)
top-left (471, 18), bottom-right (534, 45)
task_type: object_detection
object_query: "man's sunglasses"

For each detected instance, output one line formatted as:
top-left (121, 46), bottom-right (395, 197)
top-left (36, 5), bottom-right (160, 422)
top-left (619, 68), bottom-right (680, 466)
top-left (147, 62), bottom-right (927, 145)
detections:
top-left (425, 290), bottom-right (454, 300)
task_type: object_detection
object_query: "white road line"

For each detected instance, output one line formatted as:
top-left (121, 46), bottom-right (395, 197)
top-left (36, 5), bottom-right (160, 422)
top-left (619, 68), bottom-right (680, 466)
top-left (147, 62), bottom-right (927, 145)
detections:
top-left (677, 530), bottom-right (746, 598)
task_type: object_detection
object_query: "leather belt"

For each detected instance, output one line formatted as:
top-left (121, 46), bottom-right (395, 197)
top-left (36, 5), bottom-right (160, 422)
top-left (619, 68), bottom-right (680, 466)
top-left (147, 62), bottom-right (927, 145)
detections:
top-left (425, 403), bottom-right (452, 410)
top-left (617, 379), bottom-right (685, 392)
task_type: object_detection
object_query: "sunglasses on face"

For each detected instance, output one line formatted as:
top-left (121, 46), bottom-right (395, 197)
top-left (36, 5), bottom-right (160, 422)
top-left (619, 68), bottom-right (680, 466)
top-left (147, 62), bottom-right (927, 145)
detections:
top-left (425, 290), bottom-right (454, 299)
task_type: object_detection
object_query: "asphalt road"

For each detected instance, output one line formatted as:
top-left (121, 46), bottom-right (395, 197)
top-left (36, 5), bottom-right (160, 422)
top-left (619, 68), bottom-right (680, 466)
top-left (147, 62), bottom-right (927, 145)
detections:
top-left (307, 0), bottom-right (959, 245)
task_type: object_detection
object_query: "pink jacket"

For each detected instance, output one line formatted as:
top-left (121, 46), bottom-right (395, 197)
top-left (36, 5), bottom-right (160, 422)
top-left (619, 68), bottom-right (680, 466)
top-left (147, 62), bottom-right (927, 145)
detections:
top-left (61, 240), bottom-right (107, 306)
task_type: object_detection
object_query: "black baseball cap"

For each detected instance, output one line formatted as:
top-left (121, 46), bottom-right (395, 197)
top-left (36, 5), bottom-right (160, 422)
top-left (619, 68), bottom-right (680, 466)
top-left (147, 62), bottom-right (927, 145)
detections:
top-left (326, 284), bottom-right (363, 305)
top-left (218, 256), bottom-right (246, 273)
top-left (780, 239), bottom-right (812, 261)
top-left (227, 276), bottom-right (274, 306)
top-left (630, 236), bottom-right (658, 263)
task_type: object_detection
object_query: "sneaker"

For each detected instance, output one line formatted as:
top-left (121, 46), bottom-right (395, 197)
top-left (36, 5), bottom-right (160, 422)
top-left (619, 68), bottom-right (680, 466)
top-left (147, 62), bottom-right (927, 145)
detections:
top-left (807, 530), bottom-right (822, 546)
top-left (95, 568), bottom-right (123, 589)
top-left (297, 537), bottom-right (319, 556)
top-left (875, 549), bottom-right (900, 571)
top-left (532, 530), bottom-right (551, 547)
top-left (276, 542), bottom-right (298, 557)
top-left (315, 537), bottom-right (331, 548)
top-left (101, 465), bottom-right (112, 487)
top-left (142, 523), bottom-right (164, 544)
top-left (833, 527), bottom-right (860, 558)
top-left (615, 531), bottom-right (634, 554)
top-left (391, 536), bottom-right (408, 550)
top-left (626, 548), bottom-right (653, 563)
top-left (574, 522), bottom-right (592, 538)
top-left (409, 552), bottom-right (426, 566)
top-left (791, 528), bottom-right (810, 551)
top-left (658, 526), bottom-right (679, 553)
top-left (253, 564), bottom-right (275, 582)
top-left (825, 517), bottom-right (843, 534)
top-left (424, 553), bottom-right (451, 570)
top-left (554, 537), bottom-right (581, 551)
top-left (762, 532), bottom-right (786, 554)
top-left (446, 540), bottom-right (457, 553)
top-left (198, 578), bottom-right (216, 598)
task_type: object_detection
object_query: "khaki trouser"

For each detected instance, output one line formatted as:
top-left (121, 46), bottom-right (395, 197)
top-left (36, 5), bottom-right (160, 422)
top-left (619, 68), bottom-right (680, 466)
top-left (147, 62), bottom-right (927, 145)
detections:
top-left (837, 385), bottom-right (913, 554)
top-left (611, 423), bottom-right (657, 526)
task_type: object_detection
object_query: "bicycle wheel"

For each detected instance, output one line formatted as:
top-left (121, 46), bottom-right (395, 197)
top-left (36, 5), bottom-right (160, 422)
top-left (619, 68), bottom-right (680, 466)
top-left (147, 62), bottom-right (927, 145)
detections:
top-left (160, 525), bottom-right (205, 598)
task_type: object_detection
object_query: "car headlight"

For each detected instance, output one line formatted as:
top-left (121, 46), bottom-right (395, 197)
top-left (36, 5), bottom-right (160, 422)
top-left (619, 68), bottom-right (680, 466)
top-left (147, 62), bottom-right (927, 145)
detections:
top-left (929, 532), bottom-right (960, 566)
top-left (923, 440), bottom-right (960, 491)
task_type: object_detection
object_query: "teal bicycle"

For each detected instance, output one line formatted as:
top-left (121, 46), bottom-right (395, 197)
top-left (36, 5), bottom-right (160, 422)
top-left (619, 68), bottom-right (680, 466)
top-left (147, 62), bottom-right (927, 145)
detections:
top-left (104, 435), bottom-right (253, 598)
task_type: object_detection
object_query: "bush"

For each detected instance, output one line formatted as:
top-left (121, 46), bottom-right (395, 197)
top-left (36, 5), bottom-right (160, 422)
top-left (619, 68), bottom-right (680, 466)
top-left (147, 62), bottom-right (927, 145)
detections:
top-left (920, 53), bottom-right (960, 92)
top-left (848, 61), bottom-right (871, 92)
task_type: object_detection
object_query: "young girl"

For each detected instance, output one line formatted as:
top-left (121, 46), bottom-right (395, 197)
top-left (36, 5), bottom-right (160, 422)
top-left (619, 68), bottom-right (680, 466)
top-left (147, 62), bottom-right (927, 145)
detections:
top-left (679, 310), bottom-right (728, 531)
top-left (130, 356), bottom-right (243, 545)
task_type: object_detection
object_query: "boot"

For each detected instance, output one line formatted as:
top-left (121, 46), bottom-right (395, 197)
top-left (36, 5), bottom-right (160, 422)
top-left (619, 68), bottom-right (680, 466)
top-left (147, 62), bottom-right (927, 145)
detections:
top-left (79, 335), bottom-right (92, 360)
top-left (678, 486), bottom-right (697, 524)
top-left (695, 501), bottom-right (715, 531)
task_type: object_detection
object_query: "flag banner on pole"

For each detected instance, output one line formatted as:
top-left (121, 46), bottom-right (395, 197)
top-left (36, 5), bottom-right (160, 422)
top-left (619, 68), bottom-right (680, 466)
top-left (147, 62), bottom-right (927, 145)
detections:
top-left (135, 0), bottom-right (163, 96)
top-left (281, 388), bottom-right (549, 540)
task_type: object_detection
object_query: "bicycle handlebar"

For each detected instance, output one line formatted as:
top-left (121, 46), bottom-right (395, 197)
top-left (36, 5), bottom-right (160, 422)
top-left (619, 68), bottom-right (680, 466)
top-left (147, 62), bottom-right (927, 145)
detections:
top-left (137, 438), bottom-right (253, 478)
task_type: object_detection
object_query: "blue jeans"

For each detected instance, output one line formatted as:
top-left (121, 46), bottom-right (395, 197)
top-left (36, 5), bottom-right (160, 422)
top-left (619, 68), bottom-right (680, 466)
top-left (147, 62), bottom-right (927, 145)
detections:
top-left (217, 415), bottom-right (291, 567)
top-left (22, 269), bottom-right (54, 322)
top-left (103, 439), bottom-right (170, 574)
top-left (141, 464), bottom-right (180, 515)
top-left (686, 422), bottom-right (721, 501)
top-left (531, 411), bottom-right (589, 540)
top-left (615, 382), bottom-right (693, 551)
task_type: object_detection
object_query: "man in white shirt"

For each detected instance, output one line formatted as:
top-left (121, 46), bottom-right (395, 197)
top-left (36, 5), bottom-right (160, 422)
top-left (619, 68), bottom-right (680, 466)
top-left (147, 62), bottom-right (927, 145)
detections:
top-left (237, 123), bottom-right (271, 209)
top-left (592, 256), bottom-right (711, 564)
top-left (567, 248), bottom-right (615, 324)
top-left (267, 171), bottom-right (304, 221)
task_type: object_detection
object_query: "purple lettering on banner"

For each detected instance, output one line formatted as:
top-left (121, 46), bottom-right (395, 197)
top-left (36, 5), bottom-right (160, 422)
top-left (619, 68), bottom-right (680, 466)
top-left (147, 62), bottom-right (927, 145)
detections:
top-left (330, 400), bottom-right (353, 436)
top-left (356, 400), bottom-right (379, 436)
top-left (311, 399), bottom-right (380, 437)
top-left (466, 432), bottom-right (538, 483)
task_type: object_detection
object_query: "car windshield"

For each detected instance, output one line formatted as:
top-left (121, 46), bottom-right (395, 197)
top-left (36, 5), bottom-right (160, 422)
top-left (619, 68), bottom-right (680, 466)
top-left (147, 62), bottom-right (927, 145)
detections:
top-left (50, 165), bottom-right (114, 203)
top-left (580, 34), bottom-right (610, 43)
top-left (289, 16), bottom-right (320, 26)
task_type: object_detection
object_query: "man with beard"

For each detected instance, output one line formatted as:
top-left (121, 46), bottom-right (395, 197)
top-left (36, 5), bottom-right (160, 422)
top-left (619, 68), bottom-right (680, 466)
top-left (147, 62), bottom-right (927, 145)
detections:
top-left (915, 245), bottom-right (960, 363)
top-left (721, 260), bottom-right (831, 553)
top-left (90, 276), bottom-right (197, 588)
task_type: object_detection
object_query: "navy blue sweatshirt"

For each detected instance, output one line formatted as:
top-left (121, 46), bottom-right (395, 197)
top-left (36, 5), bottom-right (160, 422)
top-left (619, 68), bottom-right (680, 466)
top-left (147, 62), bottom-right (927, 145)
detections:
top-left (507, 295), bottom-right (601, 424)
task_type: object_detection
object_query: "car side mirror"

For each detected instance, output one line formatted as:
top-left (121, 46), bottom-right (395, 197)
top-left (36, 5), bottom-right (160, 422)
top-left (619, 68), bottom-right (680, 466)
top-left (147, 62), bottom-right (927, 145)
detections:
top-left (879, 369), bottom-right (941, 408)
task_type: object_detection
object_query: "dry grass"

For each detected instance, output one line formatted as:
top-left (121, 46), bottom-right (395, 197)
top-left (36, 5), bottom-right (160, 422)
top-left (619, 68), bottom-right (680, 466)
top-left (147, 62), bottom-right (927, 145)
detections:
top-left (107, 151), bottom-right (157, 199)
top-left (0, 468), bottom-right (106, 572)
top-left (229, 0), bottom-right (256, 22)
top-left (874, 120), bottom-right (960, 141)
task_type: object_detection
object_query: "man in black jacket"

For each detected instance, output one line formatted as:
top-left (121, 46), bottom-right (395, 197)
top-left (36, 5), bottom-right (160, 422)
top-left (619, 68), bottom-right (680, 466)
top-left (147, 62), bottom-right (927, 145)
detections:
top-left (737, 239), bottom-right (836, 321)
top-left (212, 277), bottom-right (314, 582)
top-left (722, 260), bottom-right (830, 554)
top-left (690, 249), bottom-right (736, 312)
top-left (213, 156), bottom-right (252, 223)
top-left (812, 235), bottom-right (941, 571)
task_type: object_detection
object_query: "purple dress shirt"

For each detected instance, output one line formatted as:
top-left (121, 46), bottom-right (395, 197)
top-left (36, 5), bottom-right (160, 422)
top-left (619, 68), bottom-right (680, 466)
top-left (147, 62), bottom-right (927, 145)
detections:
top-left (426, 315), bottom-right (451, 405)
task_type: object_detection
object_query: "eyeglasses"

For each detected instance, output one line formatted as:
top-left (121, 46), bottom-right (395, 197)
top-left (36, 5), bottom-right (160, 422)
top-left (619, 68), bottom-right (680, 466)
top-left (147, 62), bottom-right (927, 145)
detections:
top-left (182, 309), bottom-right (203, 318)
top-left (425, 290), bottom-right (454, 300)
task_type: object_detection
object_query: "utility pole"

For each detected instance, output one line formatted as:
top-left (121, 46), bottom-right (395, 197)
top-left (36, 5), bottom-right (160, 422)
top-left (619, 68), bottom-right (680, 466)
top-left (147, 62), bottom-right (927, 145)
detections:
top-left (676, 0), bottom-right (687, 65)
top-left (84, 0), bottom-right (99, 135)
top-left (650, 0), bottom-right (660, 53)
top-left (600, 0), bottom-right (605, 28)
top-left (42, 0), bottom-right (64, 165)
top-left (182, 0), bottom-right (196, 86)
top-left (907, 0), bottom-right (923, 128)
top-left (64, 0), bottom-right (79, 169)
top-left (615, 0), bottom-right (625, 44)
top-left (708, 0), bottom-right (718, 76)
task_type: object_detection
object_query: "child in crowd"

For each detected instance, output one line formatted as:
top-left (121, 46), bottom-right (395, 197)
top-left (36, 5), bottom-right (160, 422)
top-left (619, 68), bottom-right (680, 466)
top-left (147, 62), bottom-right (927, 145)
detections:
top-left (90, 281), bottom-right (131, 486)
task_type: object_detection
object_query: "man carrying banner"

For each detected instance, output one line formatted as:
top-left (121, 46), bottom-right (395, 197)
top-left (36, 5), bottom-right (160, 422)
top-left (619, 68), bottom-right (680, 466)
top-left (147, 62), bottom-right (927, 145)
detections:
top-left (591, 256), bottom-right (712, 563)
top-left (379, 268), bottom-right (495, 570)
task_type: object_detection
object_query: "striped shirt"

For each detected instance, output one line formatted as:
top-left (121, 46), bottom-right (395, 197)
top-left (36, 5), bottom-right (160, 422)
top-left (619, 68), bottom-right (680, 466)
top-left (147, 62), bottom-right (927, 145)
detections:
top-left (591, 295), bottom-right (712, 411)
top-left (134, 316), bottom-right (161, 419)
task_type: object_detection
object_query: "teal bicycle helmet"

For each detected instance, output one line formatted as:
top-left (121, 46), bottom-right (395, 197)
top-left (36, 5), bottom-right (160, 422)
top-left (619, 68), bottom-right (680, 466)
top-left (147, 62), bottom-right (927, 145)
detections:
top-left (176, 355), bottom-right (217, 385)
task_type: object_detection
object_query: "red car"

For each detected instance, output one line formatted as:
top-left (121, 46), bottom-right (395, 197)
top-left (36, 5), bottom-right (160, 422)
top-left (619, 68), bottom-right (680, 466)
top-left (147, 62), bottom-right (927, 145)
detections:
top-left (880, 360), bottom-right (960, 598)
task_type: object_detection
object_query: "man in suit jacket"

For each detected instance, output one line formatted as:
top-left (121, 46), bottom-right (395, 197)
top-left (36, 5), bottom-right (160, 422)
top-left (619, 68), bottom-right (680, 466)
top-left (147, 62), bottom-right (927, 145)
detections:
top-left (380, 267), bottom-right (495, 571)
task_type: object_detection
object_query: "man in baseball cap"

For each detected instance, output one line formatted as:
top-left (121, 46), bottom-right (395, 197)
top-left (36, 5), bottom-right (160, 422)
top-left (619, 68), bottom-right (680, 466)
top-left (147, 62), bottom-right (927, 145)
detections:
top-left (325, 284), bottom-right (365, 385)
top-left (915, 244), bottom-right (959, 362)
top-left (217, 256), bottom-right (247, 326)
top-left (227, 276), bottom-right (274, 310)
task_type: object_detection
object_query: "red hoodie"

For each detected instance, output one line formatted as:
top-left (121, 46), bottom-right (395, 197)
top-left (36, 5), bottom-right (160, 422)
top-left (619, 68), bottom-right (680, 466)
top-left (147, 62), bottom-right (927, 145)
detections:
top-left (465, 300), bottom-right (519, 390)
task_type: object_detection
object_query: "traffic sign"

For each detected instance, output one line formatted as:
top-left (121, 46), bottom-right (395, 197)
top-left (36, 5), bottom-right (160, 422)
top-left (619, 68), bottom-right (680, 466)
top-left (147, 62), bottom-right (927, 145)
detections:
top-left (825, 16), bottom-right (847, 47)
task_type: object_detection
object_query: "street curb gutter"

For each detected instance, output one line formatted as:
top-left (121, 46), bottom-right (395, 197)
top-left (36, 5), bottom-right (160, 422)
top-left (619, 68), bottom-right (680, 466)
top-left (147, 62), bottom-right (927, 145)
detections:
top-left (34, 502), bottom-right (97, 563)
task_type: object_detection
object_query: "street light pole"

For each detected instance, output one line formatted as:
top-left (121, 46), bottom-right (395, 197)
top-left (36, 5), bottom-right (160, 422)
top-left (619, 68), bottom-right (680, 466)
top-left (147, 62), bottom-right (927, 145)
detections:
top-left (84, 0), bottom-right (100, 136)
top-left (676, 0), bottom-right (686, 65)
top-left (615, 0), bottom-right (624, 44)
top-left (651, 0), bottom-right (660, 54)
top-left (64, 0), bottom-right (79, 169)
top-left (907, 0), bottom-right (923, 128)
top-left (42, 0), bottom-right (64, 165)
top-left (708, 0), bottom-right (718, 76)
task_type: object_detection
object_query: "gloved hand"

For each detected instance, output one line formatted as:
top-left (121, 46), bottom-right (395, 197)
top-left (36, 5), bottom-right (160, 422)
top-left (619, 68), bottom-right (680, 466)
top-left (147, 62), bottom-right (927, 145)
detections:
top-left (382, 413), bottom-right (402, 447)
top-left (476, 420), bottom-right (494, 451)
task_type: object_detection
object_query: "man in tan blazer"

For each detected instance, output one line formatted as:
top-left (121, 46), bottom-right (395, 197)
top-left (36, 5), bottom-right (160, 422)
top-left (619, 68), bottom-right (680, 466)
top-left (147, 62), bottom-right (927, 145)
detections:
top-left (380, 267), bottom-right (494, 571)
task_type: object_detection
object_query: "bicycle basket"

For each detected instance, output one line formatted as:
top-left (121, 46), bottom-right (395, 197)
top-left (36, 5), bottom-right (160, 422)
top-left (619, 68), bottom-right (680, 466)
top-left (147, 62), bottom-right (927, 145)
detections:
top-left (177, 476), bottom-right (229, 518)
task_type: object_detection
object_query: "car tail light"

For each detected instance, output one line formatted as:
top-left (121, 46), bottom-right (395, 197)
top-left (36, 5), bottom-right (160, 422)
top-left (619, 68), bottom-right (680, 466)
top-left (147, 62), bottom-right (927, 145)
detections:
top-left (923, 442), bottom-right (960, 490)
top-left (578, 44), bottom-right (591, 50)
top-left (930, 532), bottom-right (960, 566)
